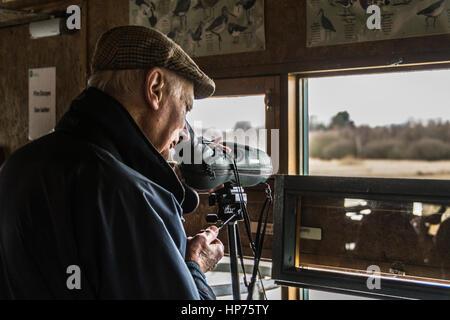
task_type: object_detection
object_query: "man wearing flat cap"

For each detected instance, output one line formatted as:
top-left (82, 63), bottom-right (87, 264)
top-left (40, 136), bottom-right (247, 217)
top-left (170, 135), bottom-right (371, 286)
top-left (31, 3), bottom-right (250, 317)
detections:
top-left (0, 26), bottom-right (224, 299)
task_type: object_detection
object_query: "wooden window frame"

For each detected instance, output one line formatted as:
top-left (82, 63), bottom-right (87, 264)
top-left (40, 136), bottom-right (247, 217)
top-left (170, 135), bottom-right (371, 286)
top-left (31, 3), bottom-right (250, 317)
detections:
top-left (212, 76), bottom-right (281, 163)
top-left (272, 175), bottom-right (450, 300)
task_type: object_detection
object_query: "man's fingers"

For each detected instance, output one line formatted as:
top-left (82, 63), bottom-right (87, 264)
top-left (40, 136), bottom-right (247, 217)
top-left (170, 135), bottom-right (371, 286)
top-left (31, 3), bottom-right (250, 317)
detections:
top-left (210, 141), bottom-right (231, 154)
top-left (210, 241), bottom-right (225, 263)
top-left (199, 226), bottom-right (219, 244)
top-left (207, 184), bottom-right (225, 193)
top-left (211, 238), bottom-right (223, 246)
top-left (211, 239), bottom-right (225, 253)
top-left (197, 183), bottom-right (225, 194)
top-left (208, 225), bottom-right (218, 233)
top-left (186, 226), bottom-right (224, 273)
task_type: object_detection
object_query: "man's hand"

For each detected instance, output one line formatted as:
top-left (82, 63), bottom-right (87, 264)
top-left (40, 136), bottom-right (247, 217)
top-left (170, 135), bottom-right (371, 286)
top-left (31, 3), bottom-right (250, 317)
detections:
top-left (186, 226), bottom-right (224, 273)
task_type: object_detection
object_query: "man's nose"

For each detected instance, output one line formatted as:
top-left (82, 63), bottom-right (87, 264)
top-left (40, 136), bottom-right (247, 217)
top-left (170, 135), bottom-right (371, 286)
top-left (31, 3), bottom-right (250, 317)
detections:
top-left (178, 125), bottom-right (190, 143)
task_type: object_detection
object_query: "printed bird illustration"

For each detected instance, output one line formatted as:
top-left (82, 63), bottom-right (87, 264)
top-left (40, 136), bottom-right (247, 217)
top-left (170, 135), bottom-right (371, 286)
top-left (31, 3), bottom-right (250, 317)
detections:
top-left (193, 0), bottom-right (220, 17)
top-left (206, 6), bottom-right (236, 49)
top-left (227, 23), bottom-right (248, 43)
top-left (391, 0), bottom-right (411, 6)
top-left (358, 0), bottom-right (390, 10)
top-left (167, 27), bottom-right (182, 43)
top-left (134, 0), bottom-right (154, 26)
top-left (148, 2), bottom-right (157, 27)
top-left (417, 0), bottom-right (446, 27)
top-left (167, 29), bottom-right (176, 40)
top-left (173, 0), bottom-right (191, 29)
top-left (335, 0), bottom-right (356, 16)
top-left (235, 0), bottom-right (257, 25)
top-left (188, 21), bottom-right (204, 47)
top-left (318, 8), bottom-right (336, 39)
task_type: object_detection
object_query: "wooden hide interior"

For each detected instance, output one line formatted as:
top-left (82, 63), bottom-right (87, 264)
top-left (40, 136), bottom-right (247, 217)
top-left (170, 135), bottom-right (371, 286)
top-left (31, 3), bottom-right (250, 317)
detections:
top-left (1, 0), bottom-right (450, 298)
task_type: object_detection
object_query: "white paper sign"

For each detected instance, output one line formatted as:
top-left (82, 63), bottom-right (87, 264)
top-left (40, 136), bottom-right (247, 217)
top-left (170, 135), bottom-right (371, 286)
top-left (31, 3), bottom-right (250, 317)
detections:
top-left (28, 67), bottom-right (56, 140)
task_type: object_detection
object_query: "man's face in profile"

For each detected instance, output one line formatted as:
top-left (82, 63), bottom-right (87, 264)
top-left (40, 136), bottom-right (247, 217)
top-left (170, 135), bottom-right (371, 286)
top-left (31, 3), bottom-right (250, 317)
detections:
top-left (158, 78), bottom-right (194, 160)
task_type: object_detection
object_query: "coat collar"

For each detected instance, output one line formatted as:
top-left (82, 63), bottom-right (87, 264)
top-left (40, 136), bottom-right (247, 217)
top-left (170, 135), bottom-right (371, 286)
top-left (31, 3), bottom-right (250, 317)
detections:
top-left (55, 87), bottom-right (185, 205)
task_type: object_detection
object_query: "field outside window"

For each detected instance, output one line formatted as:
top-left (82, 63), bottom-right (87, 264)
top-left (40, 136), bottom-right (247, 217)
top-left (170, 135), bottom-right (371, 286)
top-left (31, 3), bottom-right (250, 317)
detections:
top-left (308, 69), bottom-right (450, 179)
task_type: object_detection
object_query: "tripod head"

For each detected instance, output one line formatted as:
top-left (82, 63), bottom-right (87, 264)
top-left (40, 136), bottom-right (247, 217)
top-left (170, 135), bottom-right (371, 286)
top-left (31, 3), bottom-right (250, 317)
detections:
top-left (206, 182), bottom-right (247, 228)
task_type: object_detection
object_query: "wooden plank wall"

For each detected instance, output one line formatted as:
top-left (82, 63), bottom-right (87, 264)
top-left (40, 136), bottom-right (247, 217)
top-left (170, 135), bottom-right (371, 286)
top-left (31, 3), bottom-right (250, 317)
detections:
top-left (0, 0), bottom-right (87, 155)
top-left (2, 0), bottom-right (450, 80)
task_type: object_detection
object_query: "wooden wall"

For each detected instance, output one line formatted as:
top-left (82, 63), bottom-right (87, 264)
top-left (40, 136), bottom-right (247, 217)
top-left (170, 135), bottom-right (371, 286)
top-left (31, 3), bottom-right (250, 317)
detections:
top-left (0, 0), bottom-right (87, 154)
top-left (85, 0), bottom-right (450, 79)
top-left (2, 0), bottom-right (450, 78)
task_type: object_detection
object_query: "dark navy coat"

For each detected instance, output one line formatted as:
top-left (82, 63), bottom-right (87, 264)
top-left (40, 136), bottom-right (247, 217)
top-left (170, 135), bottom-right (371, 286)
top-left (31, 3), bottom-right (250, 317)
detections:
top-left (0, 88), bottom-right (214, 299)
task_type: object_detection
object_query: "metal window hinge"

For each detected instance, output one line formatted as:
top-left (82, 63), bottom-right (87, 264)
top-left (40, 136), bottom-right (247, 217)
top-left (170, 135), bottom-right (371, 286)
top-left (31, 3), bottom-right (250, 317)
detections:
top-left (265, 90), bottom-right (273, 111)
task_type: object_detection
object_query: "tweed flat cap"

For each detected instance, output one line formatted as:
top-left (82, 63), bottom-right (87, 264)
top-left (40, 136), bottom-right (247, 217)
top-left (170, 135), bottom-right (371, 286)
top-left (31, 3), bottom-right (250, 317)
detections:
top-left (91, 26), bottom-right (215, 99)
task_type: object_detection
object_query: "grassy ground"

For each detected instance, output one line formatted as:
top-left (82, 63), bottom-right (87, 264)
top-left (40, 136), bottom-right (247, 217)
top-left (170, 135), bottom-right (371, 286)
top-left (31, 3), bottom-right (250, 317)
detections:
top-left (309, 158), bottom-right (450, 179)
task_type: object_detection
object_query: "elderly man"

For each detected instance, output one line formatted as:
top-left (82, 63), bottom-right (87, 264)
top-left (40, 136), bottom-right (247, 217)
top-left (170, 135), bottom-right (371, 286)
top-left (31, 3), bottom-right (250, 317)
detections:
top-left (0, 26), bottom-right (224, 299)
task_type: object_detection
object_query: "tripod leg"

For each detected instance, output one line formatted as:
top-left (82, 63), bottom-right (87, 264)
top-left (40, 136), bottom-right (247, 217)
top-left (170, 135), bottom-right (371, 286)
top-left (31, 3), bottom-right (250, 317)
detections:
top-left (236, 227), bottom-right (249, 288)
top-left (227, 222), bottom-right (241, 300)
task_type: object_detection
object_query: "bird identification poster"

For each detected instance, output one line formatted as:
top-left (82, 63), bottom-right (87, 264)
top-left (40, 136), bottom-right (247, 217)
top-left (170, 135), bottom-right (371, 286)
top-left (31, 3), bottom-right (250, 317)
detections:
top-left (129, 0), bottom-right (265, 57)
top-left (307, 0), bottom-right (450, 47)
top-left (28, 67), bottom-right (56, 141)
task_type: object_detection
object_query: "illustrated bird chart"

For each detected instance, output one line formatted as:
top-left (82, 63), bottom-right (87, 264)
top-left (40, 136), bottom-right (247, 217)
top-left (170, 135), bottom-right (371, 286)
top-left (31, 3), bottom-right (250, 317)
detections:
top-left (307, 0), bottom-right (450, 47)
top-left (130, 0), bottom-right (265, 57)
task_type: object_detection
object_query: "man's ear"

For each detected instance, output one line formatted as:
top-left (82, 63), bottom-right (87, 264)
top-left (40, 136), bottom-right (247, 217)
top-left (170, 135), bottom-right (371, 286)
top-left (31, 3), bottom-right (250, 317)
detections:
top-left (144, 68), bottom-right (165, 111)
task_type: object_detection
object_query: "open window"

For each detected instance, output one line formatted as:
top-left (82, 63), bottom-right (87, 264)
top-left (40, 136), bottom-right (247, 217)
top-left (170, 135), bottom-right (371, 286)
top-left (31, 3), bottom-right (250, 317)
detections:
top-left (273, 68), bottom-right (450, 299)
top-left (307, 69), bottom-right (450, 179)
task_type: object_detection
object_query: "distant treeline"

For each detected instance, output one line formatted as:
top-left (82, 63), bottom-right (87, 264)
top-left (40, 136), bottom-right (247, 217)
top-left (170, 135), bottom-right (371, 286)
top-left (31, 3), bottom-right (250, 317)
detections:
top-left (310, 112), bottom-right (450, 161)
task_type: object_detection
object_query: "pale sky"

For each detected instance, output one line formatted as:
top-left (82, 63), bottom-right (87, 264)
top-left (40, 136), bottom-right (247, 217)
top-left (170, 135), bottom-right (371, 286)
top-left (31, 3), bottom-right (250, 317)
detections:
top-left (187, 95), bottom-right (265, 132)
top-left (308, 69), bottom-right (450, 127)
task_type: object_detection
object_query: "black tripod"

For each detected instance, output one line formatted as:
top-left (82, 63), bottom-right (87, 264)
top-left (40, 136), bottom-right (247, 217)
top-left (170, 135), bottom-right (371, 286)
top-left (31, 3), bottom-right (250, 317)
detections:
top-left (207, 182), bottom-right (272, 300)
top-left (207, 183), bottom-right (248, 300)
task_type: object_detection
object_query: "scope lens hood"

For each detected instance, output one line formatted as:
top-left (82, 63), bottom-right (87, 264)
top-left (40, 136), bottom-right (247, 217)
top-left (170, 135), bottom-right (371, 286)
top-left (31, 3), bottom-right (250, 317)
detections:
top-left (179, 141), bottom-right (273, 191)
top-left (172, 121), bottom-right (273, 190)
